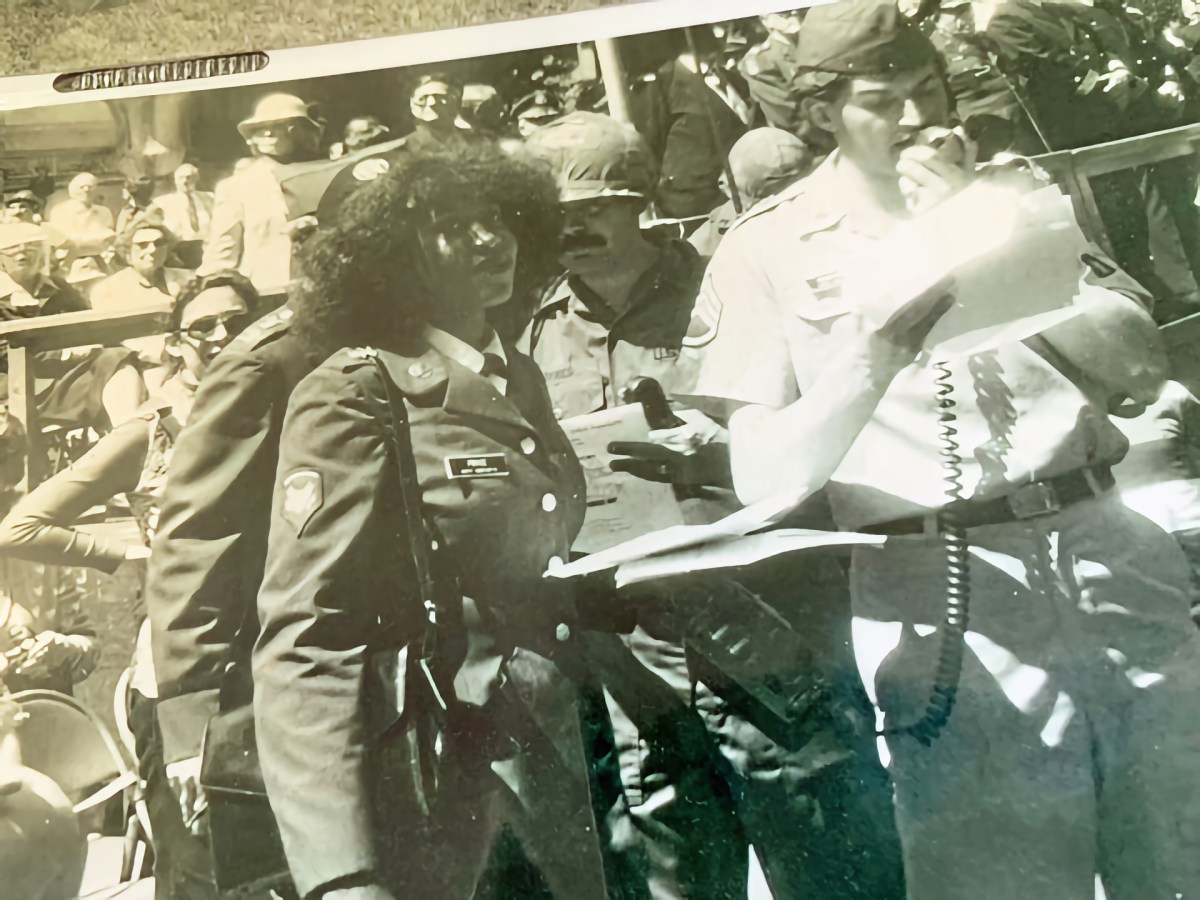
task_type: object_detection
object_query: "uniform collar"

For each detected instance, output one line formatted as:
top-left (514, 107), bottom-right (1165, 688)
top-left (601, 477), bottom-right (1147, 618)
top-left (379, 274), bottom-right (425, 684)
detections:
top-left (421, 325), bottom-right (507, 378)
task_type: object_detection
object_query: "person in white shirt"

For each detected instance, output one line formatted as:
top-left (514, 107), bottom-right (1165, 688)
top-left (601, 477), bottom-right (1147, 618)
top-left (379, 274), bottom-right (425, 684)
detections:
top-left (46, 172), bottom-right (115, 263)
top-left (198, 94), bottom-right (324, 302)
top-left (151, 164), bottom-right (214, 249)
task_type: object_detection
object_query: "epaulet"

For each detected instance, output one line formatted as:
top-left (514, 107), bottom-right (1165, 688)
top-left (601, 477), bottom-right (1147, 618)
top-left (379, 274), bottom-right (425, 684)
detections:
top-left (724, 177), bottom-right (811, 237)
top-left (534, 272), bottom-right (573, 316)
top-left (335, 345), bottom-right (379, 371)
top-left (226, 306), bottom-right (295, 353)
top-left (329, 344), bottom-right (449, 398)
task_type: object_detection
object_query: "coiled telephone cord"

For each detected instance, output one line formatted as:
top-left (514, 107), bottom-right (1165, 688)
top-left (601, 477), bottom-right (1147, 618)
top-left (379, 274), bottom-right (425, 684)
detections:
top-left (880, 360), bottom-right (971, 746)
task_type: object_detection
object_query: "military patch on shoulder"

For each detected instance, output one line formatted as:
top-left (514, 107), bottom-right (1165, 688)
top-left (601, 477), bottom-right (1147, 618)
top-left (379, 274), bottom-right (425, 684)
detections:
top-left (683, 290), bottom-right (722, 349)
top-left (352, 158), bottom-right (390, 182)
top-left (281, 469), bottom-right (323, 535)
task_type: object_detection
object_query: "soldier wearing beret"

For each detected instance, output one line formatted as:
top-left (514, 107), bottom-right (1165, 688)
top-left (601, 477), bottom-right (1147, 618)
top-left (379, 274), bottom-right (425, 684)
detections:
top-left (254, 146), bottom-right (606, 900)
top-left (685, 2), bottom-right (1200, 898)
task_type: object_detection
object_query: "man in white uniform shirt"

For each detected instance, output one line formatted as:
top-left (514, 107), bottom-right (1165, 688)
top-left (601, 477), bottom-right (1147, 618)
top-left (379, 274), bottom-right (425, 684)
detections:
top-left (685, 3), bottom-right (1200, 898)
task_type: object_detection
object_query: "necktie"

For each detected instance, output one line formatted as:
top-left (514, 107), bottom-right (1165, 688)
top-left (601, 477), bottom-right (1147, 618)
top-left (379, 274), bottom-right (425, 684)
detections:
top-left (186, 192), bottom-right (200, 234)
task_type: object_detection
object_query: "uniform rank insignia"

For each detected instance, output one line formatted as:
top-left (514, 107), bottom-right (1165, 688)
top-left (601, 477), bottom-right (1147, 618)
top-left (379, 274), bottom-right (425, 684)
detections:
top-left (445, 454), bottom-right (510, 479)
top-left (281, 470), bottom-right (323, 534)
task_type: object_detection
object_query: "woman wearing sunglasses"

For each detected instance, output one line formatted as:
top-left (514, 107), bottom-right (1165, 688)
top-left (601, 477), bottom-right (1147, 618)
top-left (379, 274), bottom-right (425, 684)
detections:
top-left (0, 269), bottom-right (253, 897)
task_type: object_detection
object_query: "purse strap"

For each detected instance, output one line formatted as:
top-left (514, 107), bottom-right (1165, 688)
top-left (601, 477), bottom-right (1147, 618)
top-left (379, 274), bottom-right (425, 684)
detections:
top-left (368, 352), bottom-right (446, 709)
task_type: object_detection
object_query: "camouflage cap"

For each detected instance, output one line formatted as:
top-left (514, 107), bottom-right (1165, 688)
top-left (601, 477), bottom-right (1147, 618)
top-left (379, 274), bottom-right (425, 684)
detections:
top-left (794, 0), bottom-right (938, 80)
top-left (521, 111), bottom-right (655, 203)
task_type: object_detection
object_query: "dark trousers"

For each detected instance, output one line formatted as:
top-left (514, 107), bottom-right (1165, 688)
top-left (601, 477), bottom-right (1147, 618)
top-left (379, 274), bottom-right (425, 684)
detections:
top-left (373, 647), bottom-right (609, 900)
top-left (592, 557), bottom-right (906, 900)
top-left (128, 689), bottom-right (219, 900)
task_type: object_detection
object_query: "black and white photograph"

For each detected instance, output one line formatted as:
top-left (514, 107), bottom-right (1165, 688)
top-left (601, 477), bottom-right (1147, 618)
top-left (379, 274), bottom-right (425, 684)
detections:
top-left (2, 0), bottom-right (1200, 898)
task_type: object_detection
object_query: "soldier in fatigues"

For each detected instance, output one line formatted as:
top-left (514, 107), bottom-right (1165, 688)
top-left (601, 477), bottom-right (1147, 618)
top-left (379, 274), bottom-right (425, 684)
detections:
top-left (686, 3), bottom-right (1200, 897)
top-left (523, 112), bottom-right (905, 900)
top-left (254, 146), bottom-right (607, 900)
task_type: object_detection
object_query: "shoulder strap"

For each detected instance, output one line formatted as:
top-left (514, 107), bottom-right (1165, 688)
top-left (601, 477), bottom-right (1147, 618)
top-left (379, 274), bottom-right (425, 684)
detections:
top-left (368, 354), bottom-right (446, 710)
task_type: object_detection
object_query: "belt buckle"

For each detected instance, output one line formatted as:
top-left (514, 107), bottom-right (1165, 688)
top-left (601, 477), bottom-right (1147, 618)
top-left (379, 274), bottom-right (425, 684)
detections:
top-left (1007, 480), bottom-right (1062, 520)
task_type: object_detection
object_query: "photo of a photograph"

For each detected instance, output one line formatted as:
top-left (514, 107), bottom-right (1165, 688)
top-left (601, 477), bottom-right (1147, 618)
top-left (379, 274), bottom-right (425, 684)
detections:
top-left (2, 0), bottom-right (1200, 898)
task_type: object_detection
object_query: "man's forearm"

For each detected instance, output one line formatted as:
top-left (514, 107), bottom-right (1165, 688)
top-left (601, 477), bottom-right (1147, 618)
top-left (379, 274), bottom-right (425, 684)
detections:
top-left (729, 338), bottom-right (898, 506)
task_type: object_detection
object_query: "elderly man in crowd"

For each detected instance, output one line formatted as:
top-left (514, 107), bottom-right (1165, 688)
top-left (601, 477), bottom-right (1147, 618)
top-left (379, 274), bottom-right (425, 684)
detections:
top-left (199, 93), bottom-right (324, 305)
top-left (47, 172), bottom-right (115, 265)
top-left (151, 164), bottom-right (214, 269)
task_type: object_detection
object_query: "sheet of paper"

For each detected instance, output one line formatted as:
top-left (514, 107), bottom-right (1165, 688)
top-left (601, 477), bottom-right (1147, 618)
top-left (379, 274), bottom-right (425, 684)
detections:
top-left (612, 528), bottom-right (886, 588)
top-left (846, 181), bottom-right (1089, 356)
top-left (547, 486), bottom-right (817, 579)
top-left (561, 404), bottom-right (685, 554)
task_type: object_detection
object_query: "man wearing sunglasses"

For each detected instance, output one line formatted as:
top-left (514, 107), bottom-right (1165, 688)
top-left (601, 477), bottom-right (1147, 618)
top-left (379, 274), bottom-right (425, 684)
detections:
top-left (91, 212), bottom-right (192, 382)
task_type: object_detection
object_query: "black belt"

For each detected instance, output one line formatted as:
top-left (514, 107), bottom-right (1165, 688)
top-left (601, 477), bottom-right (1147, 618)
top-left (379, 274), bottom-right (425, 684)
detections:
top-left (862, 466), bottom-right (1116, 536)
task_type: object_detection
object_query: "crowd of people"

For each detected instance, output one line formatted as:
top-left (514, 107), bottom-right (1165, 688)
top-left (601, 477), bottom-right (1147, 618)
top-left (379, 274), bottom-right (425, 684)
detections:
top-left (3, 2), bottom-right (1200, 899)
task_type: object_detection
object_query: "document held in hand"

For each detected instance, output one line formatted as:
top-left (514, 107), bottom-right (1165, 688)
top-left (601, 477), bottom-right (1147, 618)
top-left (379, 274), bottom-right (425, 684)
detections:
top-left (847, 178), bottom-right (1089, 356)
top-left (561, 404), bottom-right (685, 554)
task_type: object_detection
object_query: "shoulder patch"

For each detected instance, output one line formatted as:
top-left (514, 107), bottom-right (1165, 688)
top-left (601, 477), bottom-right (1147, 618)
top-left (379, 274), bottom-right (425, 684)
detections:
top-left (280, 469), bottom-right (323, 535)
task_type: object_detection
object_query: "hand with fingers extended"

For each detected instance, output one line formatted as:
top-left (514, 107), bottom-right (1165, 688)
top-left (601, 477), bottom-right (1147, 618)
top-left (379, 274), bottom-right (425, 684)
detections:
top-left (608, 414), bottom-right (732, 489)
top-left (608, 439), bottom-right (732, 488)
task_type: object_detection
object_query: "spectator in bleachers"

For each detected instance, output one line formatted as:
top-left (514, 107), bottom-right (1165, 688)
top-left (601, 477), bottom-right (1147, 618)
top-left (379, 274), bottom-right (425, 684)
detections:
top-left (2, 192), bottom-right (44, 226)
top-left (406, 73), bottom-right (476, 154)
top-left (149, 164), bottom-right (214, 271)
top-left (91, 212), bottom-right (191, 387)
top-left (199, 93), bottom-right (325, 304)
top-left (327, 116), bottom-right (392, 160)
top-left (115, 176), bottom-right (157, 245)
top-left (46, 173), bottom-right (116, 266)
top-left (0, 223), bottom-right (143, 437)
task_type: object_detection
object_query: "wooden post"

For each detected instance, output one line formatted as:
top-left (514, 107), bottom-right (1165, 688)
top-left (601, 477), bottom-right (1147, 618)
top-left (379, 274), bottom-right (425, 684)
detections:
top-left (6, 345), bottom-right (43, 490)
top-left (595, 38), bottom-right (633, 124)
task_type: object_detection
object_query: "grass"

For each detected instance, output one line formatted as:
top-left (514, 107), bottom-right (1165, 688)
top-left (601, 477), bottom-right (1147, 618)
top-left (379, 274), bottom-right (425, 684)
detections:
top-left (0, 0), bottom-right (623, 77)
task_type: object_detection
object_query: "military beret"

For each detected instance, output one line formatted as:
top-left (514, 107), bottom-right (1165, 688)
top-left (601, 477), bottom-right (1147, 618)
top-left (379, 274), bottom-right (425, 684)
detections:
top-left (794, 0), bottom-right (938, 76)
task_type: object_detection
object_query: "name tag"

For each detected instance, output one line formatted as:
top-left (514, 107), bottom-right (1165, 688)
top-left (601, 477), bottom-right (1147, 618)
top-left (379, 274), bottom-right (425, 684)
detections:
top-left (445, 454), bottom-right (510, 479)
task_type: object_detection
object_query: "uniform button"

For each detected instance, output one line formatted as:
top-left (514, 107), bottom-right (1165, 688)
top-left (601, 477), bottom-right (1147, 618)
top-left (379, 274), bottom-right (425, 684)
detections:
top-left (520, 437), bottom-right (537, 455)
top-left (408, 362), bottom-right (431, 378)
top-left (430, 539), bottom-right (439, 551)
top-left (556, 623), bottom-right (572, 642)
top-left (547, 555), bottom-right (564, 571)
top-left (541, 493), bottom-right (557, 512)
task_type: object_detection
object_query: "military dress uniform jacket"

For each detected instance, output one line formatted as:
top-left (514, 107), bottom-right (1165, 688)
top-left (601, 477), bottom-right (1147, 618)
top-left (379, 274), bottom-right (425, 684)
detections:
top-left (253, 339), bottom-right (589, 898)
top-left (146, 306), bottom-right (314, 766)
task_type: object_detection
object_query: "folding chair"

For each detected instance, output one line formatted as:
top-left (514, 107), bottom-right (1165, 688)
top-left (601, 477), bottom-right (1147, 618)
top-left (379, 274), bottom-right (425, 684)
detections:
top-left (10, 688), bottom-right (153, 887)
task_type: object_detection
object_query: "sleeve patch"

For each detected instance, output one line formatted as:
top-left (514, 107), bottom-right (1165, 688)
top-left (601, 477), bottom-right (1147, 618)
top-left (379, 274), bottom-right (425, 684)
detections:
top-left (281, 469), bottom-right (324, 535)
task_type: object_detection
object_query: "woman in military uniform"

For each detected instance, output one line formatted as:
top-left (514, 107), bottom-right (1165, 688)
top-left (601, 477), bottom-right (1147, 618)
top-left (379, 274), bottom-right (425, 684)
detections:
top-left (252, 148), bottom-right (608, 900)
